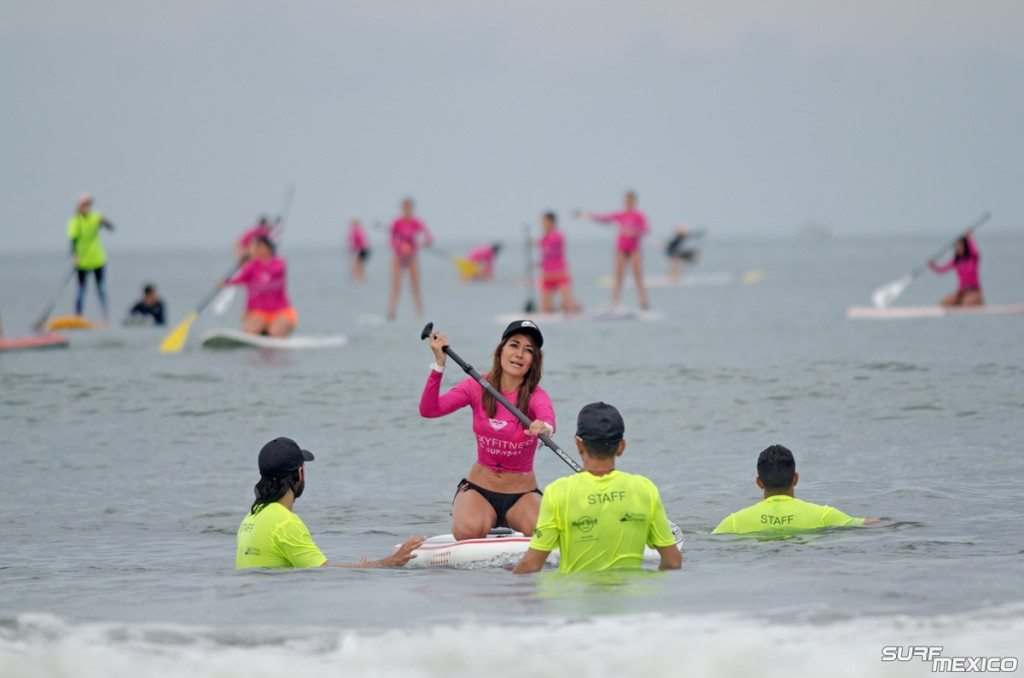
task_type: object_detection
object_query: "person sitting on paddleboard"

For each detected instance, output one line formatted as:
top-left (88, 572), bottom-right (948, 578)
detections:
top-left (420, 320), bottom-right (555, 541)
top-left (223, 236), bottom-right (297, 337)
top-left (234, 214), bottom-right (274, 262)
top-left (712, 445), bottom-right (879, 535)
top-left (388, 197), bottom-right (433, 320)
top-left (537, 211), bottom-right (580, 314)
top-left (514, 402), bottom-right (681, 573)
top-left (665, 226), bottom-right (701, 282)
top-left (67, 193), bottom-right (115, 321)
top-left (348, 218), bottom-right (370, 282)
top-left (928, 231), bottom-right (983, 307)
top-left (124, 283), bottom-right (165, 326)
top-left (236, 437), bottom-right (425, 569)
top-left (462, 242), bottom-right (502, 282)
top-left (576, 190), bottom-right (650, 310)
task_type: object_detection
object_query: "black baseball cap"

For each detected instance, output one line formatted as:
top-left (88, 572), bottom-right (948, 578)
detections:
top-left (501, 319), bottom-right (543, 348)
top-left (576, 402), bottom-right (625, 442)
top-left (258, 437), bottom-right (314, 479)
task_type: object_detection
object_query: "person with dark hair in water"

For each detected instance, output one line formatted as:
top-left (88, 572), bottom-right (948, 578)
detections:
top-left (712, 445), bottom-right (877, 534)
top-left (929, 231), bottom-right (983, 307)
top-left (124, 283), bottom-right (165, 326)
top-left (236, 437), bottom-right (425, 569)
top-left (665, 226), bottom-right (701, 282)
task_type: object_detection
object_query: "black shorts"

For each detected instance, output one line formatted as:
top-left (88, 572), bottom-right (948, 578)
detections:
top-left (357, 248), bottom-right (370, 262)
top-left (454, 478), bottom-right (541, 528)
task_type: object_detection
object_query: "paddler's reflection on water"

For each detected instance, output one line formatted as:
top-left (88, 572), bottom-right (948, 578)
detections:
top-left (420, 320), bottom-right (555, 541)
top-left (235, 437), bottom-right (425, 570)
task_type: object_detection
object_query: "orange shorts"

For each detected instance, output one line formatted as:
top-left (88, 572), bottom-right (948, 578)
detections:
top-left (245, 307), bottom-right (298, 325)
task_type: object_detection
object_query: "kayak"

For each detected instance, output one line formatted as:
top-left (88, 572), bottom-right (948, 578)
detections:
top-left (846, 304), bottom-right (1024, 320)
top-left (200, 329), bottom-right (348, 350)
top-left (46, 315), bottom-right (100, 331)
top-left (493, 309), bottom-right (663, 325)
top-left (598, 269), bottom-right (764, 289)
top-left (406, 525), bottom-right (684, 569)
top-left (0, 333), bottom-right (69, 352)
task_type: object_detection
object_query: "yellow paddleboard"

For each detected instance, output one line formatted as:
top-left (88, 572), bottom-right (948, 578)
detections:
top-left (46, 315), bottom-right (100, 331)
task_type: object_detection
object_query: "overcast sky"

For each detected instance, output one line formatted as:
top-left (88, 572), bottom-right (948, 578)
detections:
top-left (2, 1), bottom-right (1022, 252)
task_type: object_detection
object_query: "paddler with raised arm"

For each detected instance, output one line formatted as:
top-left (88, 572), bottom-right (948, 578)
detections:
top-left (222, 236), bottom-right (297, 337)
top-left (236, 437), bottom-right (425, 569)
top-left (514, 402), bottom-right (681, 573)
top-left (388, 197), bottom-right (433, 320)
top-left (928, 230), bottom-right (983, 307)
top-left (420, 320), bottom-right (555, 540)
top-left (576, 190), bottom-right (650, 310)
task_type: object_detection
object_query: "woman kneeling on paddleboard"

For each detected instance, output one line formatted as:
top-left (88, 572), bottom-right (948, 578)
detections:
top-left (420, 321), bottom-right (555, 540)
top-left (929, 231), bottom-right (983, 307)
top-left (224, 236), bottom-right (297, 337)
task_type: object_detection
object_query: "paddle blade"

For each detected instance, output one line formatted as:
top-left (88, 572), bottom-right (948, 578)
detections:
top-left (871, 273), bottom-right (913, 309)
top-left (210, 286), bottom-right (236, 315)
top-left (453, 257), bottom-right (481, 278)
top-left (159, 311), bottom-right (199, 353)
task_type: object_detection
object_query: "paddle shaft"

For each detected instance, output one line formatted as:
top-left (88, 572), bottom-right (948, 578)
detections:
top-left (421, 323), bottom-right (582, 473)
top-left (912, 211), bottom-right (990, 279)
top-left (522, 224), bottom-right (536, 313)
top-left (32, 268), bottom-right (76, 332)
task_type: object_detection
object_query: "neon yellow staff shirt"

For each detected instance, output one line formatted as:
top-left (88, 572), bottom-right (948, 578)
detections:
top-left (236, 502), bottom-right (327, 569)
top-left (712, 494), bottom-right (865, 534)
top-left (67, 211), bottom-right (107, 270)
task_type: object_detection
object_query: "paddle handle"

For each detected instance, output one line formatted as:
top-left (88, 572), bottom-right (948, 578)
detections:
top-left (522, 223), bottom-right (537, 313)
top-left (421, 323), bottom-right (583, 474)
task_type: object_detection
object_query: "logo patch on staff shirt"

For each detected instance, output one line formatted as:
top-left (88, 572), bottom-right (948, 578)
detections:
top-left (489, 419), bottom-right (508, 431)
top-left (619, 513), bottom-right (646, 523)
top-left (571, 516), bottom-right (597, 533)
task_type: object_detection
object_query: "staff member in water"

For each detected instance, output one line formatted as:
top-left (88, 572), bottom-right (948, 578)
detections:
top-left (929, 230), bottom-right (983, 307)
top-left (236, 437), bottom-right (425, 569)
top-left (67, 193), bottom-right (115, 320)
top-left (223, 236), bottom-right (297, 337)
top-left (514, 402), bottom-right (681, 573)
top-left (420, 320), bottom-right (555, 541)
top-left (575, 190), bottom-right (650, 310)
top-left (712, 445), bottom-right (876, 534)
top-left (388, 197), bottom-right (433, 320)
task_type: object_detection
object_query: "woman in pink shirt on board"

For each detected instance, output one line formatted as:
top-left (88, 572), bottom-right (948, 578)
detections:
top-left (420, 320), bottom-right (556, 540)
top-left (537, 211), bottom-right (580, 314)
top-left (388, 198), bottom-right (433, 320)
top-left (929, 231), bottom-right (983, 307)
top-left (576, 190), bottom-right (650, 310)
top-left (223, 236), bottom-right (297, 337)
top-left (348, 218), bottom-right (370, 282)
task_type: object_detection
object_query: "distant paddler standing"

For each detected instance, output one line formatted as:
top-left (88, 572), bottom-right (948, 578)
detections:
top-left (388, 197), bottom-right (433, 320)
top-left (222, 236), bottom-right (297, 337)
top-left (537, 211), bottom-right (580, 314)
top-left (348, 218), bottom-right (370, 282)
top-left (67, 193), bottom-right (114, 321)
top-left (575, 190), bottom-right (650, 310)
top-left (929, 230), bottom-right (983, 307)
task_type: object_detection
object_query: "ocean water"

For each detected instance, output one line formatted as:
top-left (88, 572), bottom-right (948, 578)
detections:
top-left (2, 234), bottom-right (1022, 677)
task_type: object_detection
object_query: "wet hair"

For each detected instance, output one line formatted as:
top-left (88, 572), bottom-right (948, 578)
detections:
top-left (757, 444), bottom-right (796, 489)
top-left (143, 284), bottom-right (156, 295)
top-left (481, 335), bottom-right (544, 418)
top-left (579, 437), bottom-right (619, 460)
top-left (954, 236), bottom-right (971, 262)
top-left (543, 211), bottom-right (557, 224)
top-left (250, 469), bottom-right (301, 515)
top-left (254, 236), bottom-right (276, 254)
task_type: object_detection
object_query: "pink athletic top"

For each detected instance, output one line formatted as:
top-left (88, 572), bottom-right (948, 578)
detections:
top-left (390, 217), bottom-right (433, 260)
top-left (929, 235), bottom-right (981, 290)
top-left (419, 371), bottom-right (556, 474)
top-left (466, 245), bottom-right (495, 276)
top-left (349, 222), bottom-right (368, 252)
top-left (227, 257), bottom-right (291, 312)
top-left (592, 210), bottom-right (649, 254)
top-left (238, 223), bottom-right (272, 250)
top-left (539, 230), bottom-right (568, 274)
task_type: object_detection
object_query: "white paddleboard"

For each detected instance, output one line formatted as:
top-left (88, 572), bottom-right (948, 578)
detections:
top-left (598, 270), bottom-right (764, 289)
top-left (846, 304), bottom-right (1024, 320)
top-left (406, 525), bottom-right (684, 569)
top-left (200, 329), bottom-right (348, 349)
top-left (493, 309), bottom-right (663, 325)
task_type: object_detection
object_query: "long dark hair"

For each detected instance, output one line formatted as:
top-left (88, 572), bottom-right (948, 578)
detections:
top-left (250, 470), bottom-right (300, 515)
top-left (481, 335), bottom-right (543, 418)
top-left (954, 236), bottom-right (972, 262)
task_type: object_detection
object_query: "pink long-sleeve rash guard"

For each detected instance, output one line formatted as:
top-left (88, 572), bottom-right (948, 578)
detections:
top-left (591, 210), bottom-right (649, 254)
top-left (419, 370), bottom-right (556, 474)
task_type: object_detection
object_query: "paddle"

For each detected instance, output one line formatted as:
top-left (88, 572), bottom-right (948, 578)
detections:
top-left (160, 185), bottom-right (297, 353)
top-left (522, 224), bottom-right (536, 313)
top-left (420, 321), bottom-right (580, 471)
top-left (871, 212), bottom-right (990, 308)
top-left (32, 268), bottom-right (76, 333)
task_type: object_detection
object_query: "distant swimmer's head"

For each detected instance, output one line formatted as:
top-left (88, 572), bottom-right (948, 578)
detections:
top-left (542, 211), bottom-right (557, 233)
top-left (624, 190), bottom-right (637, 209)
top-left (756, 444), bottom-right (799, 494)
top-left (575, 402), bottom-right (626, 460)
top-left (401, 197), bottom-right (415, 216)
top-left (142, 283), bottom-right (158, 301)
top-left (253, 236), bottom-right (276, 259)
top-left (251, 437), bottom-right (315, 515)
